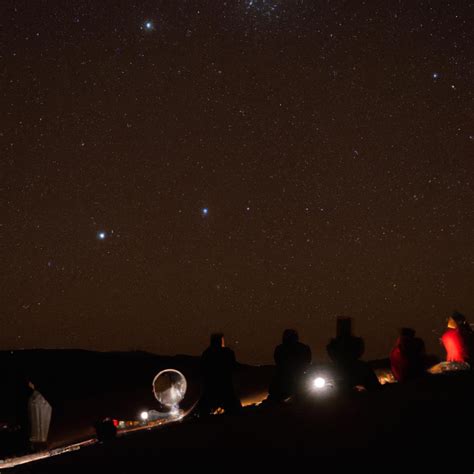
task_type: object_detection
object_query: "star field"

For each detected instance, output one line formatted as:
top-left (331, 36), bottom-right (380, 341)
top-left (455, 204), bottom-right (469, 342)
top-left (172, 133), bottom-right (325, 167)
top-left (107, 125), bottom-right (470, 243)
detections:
top-left (1, 1), bottom-right (473, 363)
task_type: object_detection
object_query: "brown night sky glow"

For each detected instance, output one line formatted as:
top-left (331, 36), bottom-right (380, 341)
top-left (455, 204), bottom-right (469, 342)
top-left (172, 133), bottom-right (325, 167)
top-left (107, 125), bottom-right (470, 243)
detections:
top-left (1, 1), bottom-right (473, 363)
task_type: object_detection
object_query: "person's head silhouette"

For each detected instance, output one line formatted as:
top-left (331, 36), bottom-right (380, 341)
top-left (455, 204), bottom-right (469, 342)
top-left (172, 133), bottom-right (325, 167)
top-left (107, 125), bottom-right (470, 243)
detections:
top-left (447, 311), bottom-right (467, 329)
top-left (210, 332), bottom-right (225, 348)
top-left (282, 329), bottom-right (298, 344)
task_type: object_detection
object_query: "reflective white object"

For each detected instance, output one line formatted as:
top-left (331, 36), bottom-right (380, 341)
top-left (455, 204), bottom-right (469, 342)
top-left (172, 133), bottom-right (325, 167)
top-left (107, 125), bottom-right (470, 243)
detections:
top-left (28, 390), bottom-right (52, 443)
top-left (152, 369), bottom-right (187, 409)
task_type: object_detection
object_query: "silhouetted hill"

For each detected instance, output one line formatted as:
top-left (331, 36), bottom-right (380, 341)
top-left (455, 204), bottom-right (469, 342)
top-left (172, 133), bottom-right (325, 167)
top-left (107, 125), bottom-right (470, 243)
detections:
top-left (23, 370), bottom-right (474, 470)
top-left (0, 349), bottom-right (201, 404)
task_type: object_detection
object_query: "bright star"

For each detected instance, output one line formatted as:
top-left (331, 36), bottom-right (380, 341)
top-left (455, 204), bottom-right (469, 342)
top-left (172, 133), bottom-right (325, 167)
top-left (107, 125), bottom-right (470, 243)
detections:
top-left (144, 21), bottom-right (154, 30)
top-left (202, 208), bottom-right (209, 216)
top-left (432, 72), bottom-right (439, 79)
top-left (97, 231), bottom-right (106, 240)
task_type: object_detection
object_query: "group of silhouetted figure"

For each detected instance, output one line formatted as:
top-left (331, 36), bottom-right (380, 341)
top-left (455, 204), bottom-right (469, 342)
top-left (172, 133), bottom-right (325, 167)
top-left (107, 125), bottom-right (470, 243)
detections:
top-left (196, 311), bottom-right (474, 416)
top-left (3, 312), bottom-right (473, 456)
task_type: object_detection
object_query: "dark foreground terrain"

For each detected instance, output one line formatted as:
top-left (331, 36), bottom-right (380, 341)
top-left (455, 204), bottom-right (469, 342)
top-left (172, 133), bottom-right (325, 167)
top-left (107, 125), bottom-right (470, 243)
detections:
top-left (2, 350), bottom-right (474, 470)
top-left (0, 349), bottom-right (272, 451)
top-left (8, 370), bottom-right (474, 471)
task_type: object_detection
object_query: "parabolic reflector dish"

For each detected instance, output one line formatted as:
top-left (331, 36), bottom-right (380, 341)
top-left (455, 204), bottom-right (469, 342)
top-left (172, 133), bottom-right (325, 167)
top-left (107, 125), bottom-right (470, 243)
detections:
top-left (152, 369), bottom-right (187, 408)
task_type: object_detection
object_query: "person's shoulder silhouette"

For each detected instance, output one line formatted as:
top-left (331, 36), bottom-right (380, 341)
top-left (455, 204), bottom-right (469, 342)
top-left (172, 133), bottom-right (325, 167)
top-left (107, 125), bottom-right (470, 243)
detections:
top-left (274, 329), bottom-right (312, 369)
top-left (201, 334), bottom-right (236, 374)
top-left (197, 333), bottom-right (241, 415)
top-left (327, 317), bottom-right (380, 392)
top-left (268, 329), bottom-right (312, 402)
top-left (390, 327), bottom-right (426, 382)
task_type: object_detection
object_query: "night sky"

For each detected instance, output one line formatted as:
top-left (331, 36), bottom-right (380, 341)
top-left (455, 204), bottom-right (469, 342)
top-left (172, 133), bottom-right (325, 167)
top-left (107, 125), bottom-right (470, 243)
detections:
top-left (1, 1), bottom-right (473, 363)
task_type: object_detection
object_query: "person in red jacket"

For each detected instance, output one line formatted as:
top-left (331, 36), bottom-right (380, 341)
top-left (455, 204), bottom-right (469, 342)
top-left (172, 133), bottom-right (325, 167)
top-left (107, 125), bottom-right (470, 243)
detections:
top-left (390, 328), bottom-right (426, 382)
top-left (441, 311), bottom-right (474, 364)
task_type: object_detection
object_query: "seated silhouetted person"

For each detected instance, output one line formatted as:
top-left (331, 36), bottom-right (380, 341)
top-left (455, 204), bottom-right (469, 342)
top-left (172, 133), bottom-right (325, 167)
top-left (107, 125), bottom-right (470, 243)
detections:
top-left (327, 317), bottom-right (380, 392)
top-left (197, 333), bottom-right (241, 416)
top-left (441, 311), bottom-right (474, 365)
top-left (268, 329), bottom-right (312, 402)
top-left (390, 328), bottom-right (426, 382)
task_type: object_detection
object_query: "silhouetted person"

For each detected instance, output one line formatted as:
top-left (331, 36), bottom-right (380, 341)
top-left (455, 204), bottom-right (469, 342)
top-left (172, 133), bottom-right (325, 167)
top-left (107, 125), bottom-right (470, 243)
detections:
top-left (197, 333), bottom-right (241, 416)
top-left (268, 329), bottom-right (312, 401)
top-left (94, 418), bottom-right (118, 442)
top-left (327, 317), bottom-right (380, 392)
top-left (441, 311), bottom-right (474, 365)
top-left (390, 328), bottom-right (426, 382)
top-left (12, 375), bottom-right (35, 454)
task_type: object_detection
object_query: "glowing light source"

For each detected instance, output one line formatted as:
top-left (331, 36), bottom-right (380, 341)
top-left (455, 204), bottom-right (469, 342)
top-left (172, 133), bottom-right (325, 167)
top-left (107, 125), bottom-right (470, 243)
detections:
top-left (313, 377), bottom-right (326, 389)
top-left (202, 208), bottom-right (209, 216)
top-left (140, 411), bottom-right (149, 421)
top-left (97, 231), bottom-right (106, 240)
top-left (144, 21), bottom-right (154, 30)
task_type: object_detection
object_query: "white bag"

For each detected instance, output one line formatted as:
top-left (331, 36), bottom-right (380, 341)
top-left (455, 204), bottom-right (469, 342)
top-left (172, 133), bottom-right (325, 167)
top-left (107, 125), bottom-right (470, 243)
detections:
top-left (28, 390), bottom-right (52, 443)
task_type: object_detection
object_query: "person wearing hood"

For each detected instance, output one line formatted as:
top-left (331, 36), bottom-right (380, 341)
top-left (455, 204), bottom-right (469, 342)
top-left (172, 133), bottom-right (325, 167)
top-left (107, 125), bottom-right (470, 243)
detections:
top-left (390, 328), bottom-right (426, 382)
top-left (441, 311), bottom-right (474, 365)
